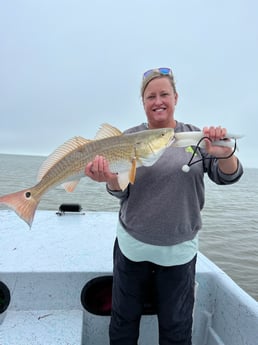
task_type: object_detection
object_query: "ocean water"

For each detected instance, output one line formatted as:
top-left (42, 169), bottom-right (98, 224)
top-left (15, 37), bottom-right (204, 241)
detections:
top-left (0, 153), bottom-right (257, 301)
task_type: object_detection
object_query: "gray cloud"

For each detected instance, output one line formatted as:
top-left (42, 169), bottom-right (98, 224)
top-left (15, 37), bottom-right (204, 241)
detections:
top-left (0, 0), bottom-right (257, 167)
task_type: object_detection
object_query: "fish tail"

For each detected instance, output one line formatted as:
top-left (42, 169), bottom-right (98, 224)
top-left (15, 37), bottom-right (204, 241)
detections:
top-left (0, 187), bottom-right (41, 228)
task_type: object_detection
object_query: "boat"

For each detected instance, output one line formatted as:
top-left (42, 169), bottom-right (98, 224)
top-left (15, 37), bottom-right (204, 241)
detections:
top-left (0, 209), bottom-right (258, 345)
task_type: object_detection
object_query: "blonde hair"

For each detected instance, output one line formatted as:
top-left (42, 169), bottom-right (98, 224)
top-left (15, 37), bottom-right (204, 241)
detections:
top-left (141, 71), bottom-right (177, 98)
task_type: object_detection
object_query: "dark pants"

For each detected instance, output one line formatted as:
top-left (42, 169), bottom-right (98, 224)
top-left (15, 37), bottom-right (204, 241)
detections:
top-left (109, 239), bottom-right (196, 345)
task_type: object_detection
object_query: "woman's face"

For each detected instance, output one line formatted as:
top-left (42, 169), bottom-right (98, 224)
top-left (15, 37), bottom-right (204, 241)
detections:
top-left (142, 77), bottom-right (178, 128)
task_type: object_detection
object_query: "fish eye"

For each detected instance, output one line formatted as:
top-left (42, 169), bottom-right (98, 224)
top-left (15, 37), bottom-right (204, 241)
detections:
top-left (25, 192), bottom-right (31, 199)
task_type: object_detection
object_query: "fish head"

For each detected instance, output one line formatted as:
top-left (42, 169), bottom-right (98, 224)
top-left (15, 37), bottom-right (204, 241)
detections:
top-left (134, 128), bottom-right (174, 166)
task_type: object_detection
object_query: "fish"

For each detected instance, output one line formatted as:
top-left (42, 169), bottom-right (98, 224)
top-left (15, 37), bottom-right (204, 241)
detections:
top-left (0, 124), bottom-right (174, 227)
top-left (0, 123), bottom-right (242, 228)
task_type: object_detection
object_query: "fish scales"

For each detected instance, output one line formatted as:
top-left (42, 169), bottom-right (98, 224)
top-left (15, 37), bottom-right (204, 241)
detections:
top-left (0, 124), bottom-right (174, 227)
top-left (0, 123), bottom-right (241, 228)
top-left (41, 135), bottom-right (136, 185)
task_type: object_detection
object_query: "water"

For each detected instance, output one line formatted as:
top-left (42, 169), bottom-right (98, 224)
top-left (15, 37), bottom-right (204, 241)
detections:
top-left (0, 153), bottom-right (257, 301)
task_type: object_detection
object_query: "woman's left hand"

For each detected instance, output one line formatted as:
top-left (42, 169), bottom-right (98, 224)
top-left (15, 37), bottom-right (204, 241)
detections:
top-left (203, 126), bottom-right (239, 174)
top-left (203, 126), bottom-right (233, 158)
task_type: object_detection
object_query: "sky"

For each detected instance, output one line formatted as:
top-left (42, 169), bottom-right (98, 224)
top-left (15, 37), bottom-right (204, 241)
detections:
top-left (0, 0), bottom-right (257, 168)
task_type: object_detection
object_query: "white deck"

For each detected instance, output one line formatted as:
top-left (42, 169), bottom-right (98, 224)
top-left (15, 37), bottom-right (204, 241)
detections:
top-left (0, 210), bottom-right (258, 345)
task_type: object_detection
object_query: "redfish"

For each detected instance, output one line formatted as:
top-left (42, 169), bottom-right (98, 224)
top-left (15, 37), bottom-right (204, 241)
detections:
top-left (0, 124), bottom-right (174, 227)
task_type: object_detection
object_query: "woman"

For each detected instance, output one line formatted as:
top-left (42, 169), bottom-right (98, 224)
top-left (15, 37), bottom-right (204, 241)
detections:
top-left (85, 67), bottom-right (243, 345)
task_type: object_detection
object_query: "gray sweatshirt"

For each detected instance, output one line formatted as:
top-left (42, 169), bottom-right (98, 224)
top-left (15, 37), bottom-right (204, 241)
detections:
top-left (107, 122), bottom-right (243, 246)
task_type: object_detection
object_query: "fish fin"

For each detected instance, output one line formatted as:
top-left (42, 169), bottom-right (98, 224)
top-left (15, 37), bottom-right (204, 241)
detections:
top-left (0, 187), bottom-right (40, 228)
top-left (94, 123), bottom-right (122, 140)
top-left (117, 158), bottom-right (136, 190)
top-left (37, 136), bottom-right (90, 182)
top-left (129, 158), bottom-right (137, 184)
top-left (62, 180), bottom-right (80, 193)
top-left (117, 172), bottom-right (130, 191)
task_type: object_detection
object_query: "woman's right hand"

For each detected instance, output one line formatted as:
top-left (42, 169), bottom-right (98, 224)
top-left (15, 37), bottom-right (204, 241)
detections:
top-left (85, 155), bottom-right (121, 190)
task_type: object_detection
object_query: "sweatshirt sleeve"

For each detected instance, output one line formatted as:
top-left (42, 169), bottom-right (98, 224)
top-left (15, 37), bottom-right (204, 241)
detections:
top-left (106, 184), bottom-right (129, 200)
top-left (206, 157), bottom-right (244, 185)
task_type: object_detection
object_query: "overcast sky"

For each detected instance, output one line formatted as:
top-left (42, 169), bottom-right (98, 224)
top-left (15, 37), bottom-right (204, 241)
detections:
top-left (1, 0), bottom-right (257, 168)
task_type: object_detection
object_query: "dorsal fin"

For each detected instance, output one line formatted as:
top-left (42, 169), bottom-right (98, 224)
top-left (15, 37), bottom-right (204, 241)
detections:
top-left (37, 136), bottom-right (90, 182)
top-left (94, 123), bottom-right (122, 140)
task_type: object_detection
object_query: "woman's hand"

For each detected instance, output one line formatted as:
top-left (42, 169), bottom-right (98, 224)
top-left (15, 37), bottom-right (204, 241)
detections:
top-left (203, 126), bottom-right (238, 174)
top-left (203, 126), bottom-right (233, 158)
top-left (85, 155), bottom-right (121, 190)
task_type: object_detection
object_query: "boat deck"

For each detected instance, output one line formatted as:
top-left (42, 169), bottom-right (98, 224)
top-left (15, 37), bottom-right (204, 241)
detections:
top-left (0, 210), bottom-right (258, 345)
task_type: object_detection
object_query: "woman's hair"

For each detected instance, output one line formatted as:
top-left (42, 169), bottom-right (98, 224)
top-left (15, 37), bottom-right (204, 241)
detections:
top-left (141, 70), bottom-right (177, 98)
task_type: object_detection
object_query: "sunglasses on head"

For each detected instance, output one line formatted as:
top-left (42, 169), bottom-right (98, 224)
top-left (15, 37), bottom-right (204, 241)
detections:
top-left (143, 67), bottom-right (172, 80)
